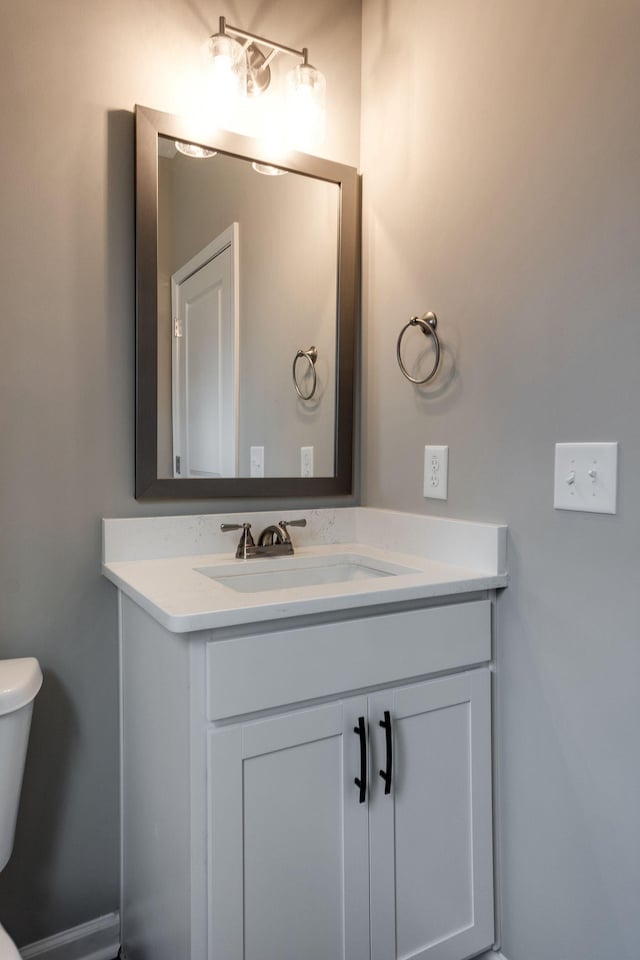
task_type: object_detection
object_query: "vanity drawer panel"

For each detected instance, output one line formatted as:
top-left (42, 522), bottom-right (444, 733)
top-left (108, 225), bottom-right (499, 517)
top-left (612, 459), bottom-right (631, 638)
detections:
top-left (206, 599), bottom-right (491, 720)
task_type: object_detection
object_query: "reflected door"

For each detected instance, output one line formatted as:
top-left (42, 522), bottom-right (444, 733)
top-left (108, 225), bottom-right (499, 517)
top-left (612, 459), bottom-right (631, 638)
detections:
top-left (172, 225), bottom-right (238, 477)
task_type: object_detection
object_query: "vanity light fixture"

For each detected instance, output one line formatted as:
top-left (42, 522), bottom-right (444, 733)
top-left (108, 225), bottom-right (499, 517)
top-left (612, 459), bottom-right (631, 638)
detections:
top-left (206, 28), bottom-right (248, 114)
top-left (207, 16), bottom-right (326, 151)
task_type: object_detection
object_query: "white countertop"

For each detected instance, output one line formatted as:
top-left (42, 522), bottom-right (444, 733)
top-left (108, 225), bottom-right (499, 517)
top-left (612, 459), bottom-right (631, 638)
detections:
top-left (102, 508), bottom-right (508, 633)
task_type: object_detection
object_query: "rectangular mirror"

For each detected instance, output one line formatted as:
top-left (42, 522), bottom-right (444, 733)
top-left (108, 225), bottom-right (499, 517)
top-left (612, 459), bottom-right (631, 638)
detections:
top-left (136, 105), bottom-right (359, 499)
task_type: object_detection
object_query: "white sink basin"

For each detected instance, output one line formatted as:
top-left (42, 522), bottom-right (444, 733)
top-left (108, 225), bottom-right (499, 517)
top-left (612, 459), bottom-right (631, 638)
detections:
top-left (196, 554), bottom-right (420, 593)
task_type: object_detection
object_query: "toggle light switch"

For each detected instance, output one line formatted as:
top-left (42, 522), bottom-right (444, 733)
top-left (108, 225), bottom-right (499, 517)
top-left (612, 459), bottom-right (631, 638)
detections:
top-left (554, 442), bottom-right (618, 514)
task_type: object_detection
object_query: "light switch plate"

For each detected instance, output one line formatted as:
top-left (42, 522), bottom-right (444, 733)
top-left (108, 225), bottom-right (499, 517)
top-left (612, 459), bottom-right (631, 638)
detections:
top-left (424, 445), bottom-right (448, 500)
top-left (250, 446), bottom-right (264, 478)
top-left (554, 442), bottom-right (618, 514)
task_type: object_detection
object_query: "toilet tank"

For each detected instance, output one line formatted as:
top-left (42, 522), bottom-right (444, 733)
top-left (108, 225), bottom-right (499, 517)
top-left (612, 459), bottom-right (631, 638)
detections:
top-left (0, 658), bottom-right (42, 872)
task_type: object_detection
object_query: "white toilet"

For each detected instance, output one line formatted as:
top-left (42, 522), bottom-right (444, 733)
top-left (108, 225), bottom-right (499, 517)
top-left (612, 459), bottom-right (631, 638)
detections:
top-left (0, 658), bottom-right (43, 960)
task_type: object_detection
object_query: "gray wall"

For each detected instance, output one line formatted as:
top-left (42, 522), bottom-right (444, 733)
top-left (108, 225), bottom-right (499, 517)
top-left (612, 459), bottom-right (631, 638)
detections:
top-left (4, 0), bottom-right (635, 954)
top-left (0, 0), bottom-right (361, 945)
top-left (361, 2), bottom-right (640, 959)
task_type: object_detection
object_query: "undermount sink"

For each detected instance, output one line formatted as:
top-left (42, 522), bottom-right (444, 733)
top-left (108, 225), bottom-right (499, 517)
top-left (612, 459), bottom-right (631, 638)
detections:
top-left (196, 554), bottom-right (420, 593)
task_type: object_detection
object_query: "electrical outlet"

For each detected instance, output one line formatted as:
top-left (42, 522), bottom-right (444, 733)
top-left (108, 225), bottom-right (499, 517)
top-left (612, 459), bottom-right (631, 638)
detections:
top-left (424, 445), bottom-right (448, 500)
top-left (301, 446), bottom-right (314, 478)
top-left (250, 446), bottom-right (264, 478)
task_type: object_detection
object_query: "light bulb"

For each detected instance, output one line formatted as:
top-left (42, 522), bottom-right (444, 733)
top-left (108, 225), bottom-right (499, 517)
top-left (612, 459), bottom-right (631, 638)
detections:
top-left (206, 33), bottom-right (247, 125)
top-left (286, 62), bottom-right (326, 152)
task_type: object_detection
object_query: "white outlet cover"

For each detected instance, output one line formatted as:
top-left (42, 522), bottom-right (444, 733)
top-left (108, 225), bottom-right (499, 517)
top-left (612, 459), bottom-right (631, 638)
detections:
top-left (424, 445), bottom-right (448, 500)
top-left (301, 446), bottom-right (314, 478)
top-left (554, 442), bottom-right (618, 514)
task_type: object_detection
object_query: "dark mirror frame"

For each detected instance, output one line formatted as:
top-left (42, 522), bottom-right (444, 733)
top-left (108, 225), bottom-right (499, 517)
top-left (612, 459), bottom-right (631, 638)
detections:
top-left (135, 104), bottom-right (359, 500)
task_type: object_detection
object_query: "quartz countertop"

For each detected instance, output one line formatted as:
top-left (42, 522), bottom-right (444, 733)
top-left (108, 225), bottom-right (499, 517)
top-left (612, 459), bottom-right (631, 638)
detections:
top-left (102, 508), bottom-right (508, 633)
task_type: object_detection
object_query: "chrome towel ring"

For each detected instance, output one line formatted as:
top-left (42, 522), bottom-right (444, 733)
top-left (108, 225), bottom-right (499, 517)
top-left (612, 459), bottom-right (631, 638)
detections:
top-left (397, 311), bottom-right (441, 384)
top-left (293, 346), bottom-right (318, 400)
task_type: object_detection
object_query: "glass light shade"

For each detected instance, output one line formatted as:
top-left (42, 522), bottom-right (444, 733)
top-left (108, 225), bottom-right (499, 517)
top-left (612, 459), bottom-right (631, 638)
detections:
top-left (175, 141), bottom-right (217, 159)
top-left (252, 162), bottom-right (287, 176)
top-left (206, 33), bottom-right (247, 124)
top-left (286, 62), bottom-right (326, 152)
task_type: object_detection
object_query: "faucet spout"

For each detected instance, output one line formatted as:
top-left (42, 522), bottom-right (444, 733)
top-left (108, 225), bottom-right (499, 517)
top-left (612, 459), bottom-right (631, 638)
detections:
top-left (257, 524), bottom-right (287, 547)
top-left (221, 518), bottom-right (306, 559)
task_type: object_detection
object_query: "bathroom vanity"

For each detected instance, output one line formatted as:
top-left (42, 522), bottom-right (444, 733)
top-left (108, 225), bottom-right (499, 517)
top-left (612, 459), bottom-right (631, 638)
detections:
top-left (103, 508), bottom-right (507, 960)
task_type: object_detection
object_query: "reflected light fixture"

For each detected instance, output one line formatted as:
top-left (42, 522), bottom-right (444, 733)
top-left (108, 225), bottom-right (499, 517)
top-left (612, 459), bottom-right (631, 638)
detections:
top-left (251, 162), bottom-right (287, 176)
top-left (207, 16), bottom-right (326, 152)
top-left (175, 141), bottom-right (218, 159)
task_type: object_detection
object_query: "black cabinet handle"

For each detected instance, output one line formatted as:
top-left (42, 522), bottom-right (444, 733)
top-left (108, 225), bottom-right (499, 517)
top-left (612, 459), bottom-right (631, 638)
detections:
top-left (379, 710), bottom-right (393, 795)
top-left (353, 716), bottom-right (367, 804)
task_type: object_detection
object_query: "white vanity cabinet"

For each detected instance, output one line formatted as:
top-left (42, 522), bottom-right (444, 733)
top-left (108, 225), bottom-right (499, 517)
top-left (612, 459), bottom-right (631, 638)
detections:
top-left (119, 595), bottom-right (497, 960)
top-left (208, 671), bottom-right (493, 960)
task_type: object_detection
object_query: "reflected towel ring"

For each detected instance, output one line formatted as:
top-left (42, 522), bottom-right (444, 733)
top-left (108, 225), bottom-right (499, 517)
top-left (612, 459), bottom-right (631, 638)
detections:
top-left (293, 346), bottom-right (318, 400)
top-left (397, 311), bottom-right (441, 384)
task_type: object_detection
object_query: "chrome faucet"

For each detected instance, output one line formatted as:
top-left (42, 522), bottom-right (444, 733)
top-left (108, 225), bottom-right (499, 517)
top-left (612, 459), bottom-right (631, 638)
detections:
top-left (221, 519), bottom-right (307, 559)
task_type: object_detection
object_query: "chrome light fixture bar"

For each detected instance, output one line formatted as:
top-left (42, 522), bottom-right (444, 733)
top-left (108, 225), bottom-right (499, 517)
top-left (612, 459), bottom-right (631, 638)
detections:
top-left (215, 16), bottom-right (312, 95)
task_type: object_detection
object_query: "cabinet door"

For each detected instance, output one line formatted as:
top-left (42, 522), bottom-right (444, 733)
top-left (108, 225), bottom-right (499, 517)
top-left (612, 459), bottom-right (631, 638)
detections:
top-left (208, 697), bottom-right (370, 960)
top-left (369, 670), bottom-right (494, 960)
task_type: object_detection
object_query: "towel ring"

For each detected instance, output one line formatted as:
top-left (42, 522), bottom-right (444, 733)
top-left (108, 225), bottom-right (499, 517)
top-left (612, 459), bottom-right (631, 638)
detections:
top-left (397, 311), bottom-right (441, 384)
top-left (293, 346), bottom-right (318, 400)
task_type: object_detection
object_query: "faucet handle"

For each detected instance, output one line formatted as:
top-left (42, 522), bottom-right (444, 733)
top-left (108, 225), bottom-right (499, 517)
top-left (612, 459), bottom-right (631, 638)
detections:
top-left (279, 518), bottom-right (307, 543)
top-left (221, 522), bottom-right (255, 559)
top-left (220, 522), bottom-right (252, 533)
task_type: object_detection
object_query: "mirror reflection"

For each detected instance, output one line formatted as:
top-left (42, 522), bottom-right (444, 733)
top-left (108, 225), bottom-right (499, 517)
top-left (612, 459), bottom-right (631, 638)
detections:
top-left (156, 136), bottom-right (339, 479)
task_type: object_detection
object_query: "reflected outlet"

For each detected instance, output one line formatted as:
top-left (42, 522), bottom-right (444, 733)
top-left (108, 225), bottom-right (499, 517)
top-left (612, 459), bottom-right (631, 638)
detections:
top-left (301, 446), bottom-right (314, 478)
top-left (424, 445), bottom-right (448, 500)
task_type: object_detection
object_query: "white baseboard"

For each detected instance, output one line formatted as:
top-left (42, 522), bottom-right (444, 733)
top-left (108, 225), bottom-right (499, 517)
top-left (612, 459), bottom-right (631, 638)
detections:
top-left (19, 912), bottom-right (119, 960)
top-left (17, 916), bottom-right (502, 960)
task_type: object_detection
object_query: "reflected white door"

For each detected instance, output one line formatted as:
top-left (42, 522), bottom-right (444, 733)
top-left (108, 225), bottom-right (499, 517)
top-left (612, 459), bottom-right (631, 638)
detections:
top-left (172, 224), bottom-right (238, 478)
